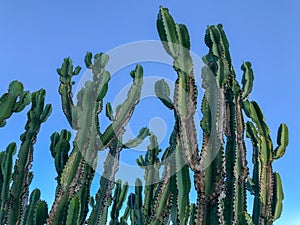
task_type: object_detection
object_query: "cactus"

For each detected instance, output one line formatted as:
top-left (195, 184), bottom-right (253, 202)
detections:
top-left (155, 6), bottom-right (288, 225)
top-left (244, 100), bottom-right (288, 224)
top-left (0, 87), bottom-right (51, 225)
top-left (0, 6), bottom-right (288, 225)
top-left (0, 80), bottom-right (30, 127)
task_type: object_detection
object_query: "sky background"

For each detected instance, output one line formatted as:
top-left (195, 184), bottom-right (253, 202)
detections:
top-left (0, 1), bottom-right (299, 224)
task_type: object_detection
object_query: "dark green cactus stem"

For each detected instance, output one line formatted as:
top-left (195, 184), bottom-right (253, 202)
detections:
top-left (174, 145), bottom-right (191, 224)
top-left (241, 62), bottom-right (254, 100)
top-left (0, 143), bottom-right (17, 224)
top-left (21, 189), bottom-right (41, 225)
top-left (136, 133), bottom-right (161, 222)
top-left (50, 129), bottom-right (71, 191)
top-left (128, 179), bottom-right (144, 225)
top-left (155, 79), bottom-right (174, 110)
top-left (65, 196), bottom-right (81, 225)
top-left (6, 89), bottom-right (51, 225)
top-left (0, 80), bottom-right (30, 127)
top-left (33, 200), bottom-right (48, 225)
top-left (189, 204), bottom-right (196, 225)
top-left (21, 189), bottom-right (48, 225)
top-left (244, 100), bottom-right (288, 224)
top-left (109, 180), bottom-right (129, 225)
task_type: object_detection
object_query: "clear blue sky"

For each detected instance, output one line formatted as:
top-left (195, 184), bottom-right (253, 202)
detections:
top-left (0, 1), bottom-right (299, 224)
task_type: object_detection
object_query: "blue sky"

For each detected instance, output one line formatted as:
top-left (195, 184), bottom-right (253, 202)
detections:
top-left (0, 1), bottom-right (299, 224)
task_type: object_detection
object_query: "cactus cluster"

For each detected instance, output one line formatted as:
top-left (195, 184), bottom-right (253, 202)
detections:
top-left (0, 6), bottom-right (288, 225)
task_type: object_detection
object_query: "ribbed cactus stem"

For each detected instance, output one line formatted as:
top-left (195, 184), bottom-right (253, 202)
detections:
top-left (7, 89), bottom-right (51, 225)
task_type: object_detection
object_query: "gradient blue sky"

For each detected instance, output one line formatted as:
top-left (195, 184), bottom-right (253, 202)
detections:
top-left (0, 1), bottom-right (299, 224)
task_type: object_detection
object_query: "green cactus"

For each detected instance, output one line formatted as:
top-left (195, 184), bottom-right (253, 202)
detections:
top-left (0, 6), bottom-right (289, 225)
top-left (0, 143), bottom-right (17, 224)
top-left (155, 6), bottom-right (287, 225)
top-left (244, 100), bottom-right (288, 224)
top-left (7, 89), bottom-right (51, 225)
top-left (0, 80), bottom-right (30, 127)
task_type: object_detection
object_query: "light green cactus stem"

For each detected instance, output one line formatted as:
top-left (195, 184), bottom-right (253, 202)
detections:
top-left (87, 139), bottom-right (123, 225)
top-left (87, 67), bottom-right (147, 225)
top-left (100, 64), bottom-right (145, 149)
top-left (244, 100), bottom-right (288, 224)
top-left (6, 89), bottom-right (51, 225)
top-left (57, 58), bottom-right (81, 126)
top-left (48, 52), bottom-right (111, 225)
top-left (157, 7), bottom-right (199, 173)
top-left (0, 143), bottom-right (17, 224)
top-left (0, 80), bottom-right (31, 127)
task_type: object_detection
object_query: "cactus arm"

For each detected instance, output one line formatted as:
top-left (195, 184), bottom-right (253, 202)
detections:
top-left (100, 65), bottom-right (144, 149)
top-left (241, 62), bottom-right (254, 100)
top-left (32, 200), bottom-right (48, 225)
top-left (136, 133), bottom-right (161, 222)
top-left (0, 143), bottom-right (16, 224)
top-left (245, 213), bottom-right (255, 225)
top-left (149, 180), bottom-right (172, 225)
top-left (122, 127), bottom-right (150, 149)
top-left (224, 89), bottom-right (249, 224)
top-left (50, 130), bottom-right (71, 190)
top-left (21, 188), bottom-right (41, 225)
top-left (156, 6), bottom-right (179, 58)
top-left (7, 90), bottom-right (51, 225)
top-left (272, 172), bottom-right (284, 221)
top-left (273, 123), bottom-right (289, 159)
top-left (155, 79), bottom-right (174, 110)
top-left (244, 100), bottom-right (288, 224)
top-left (109, 180), bottom-right (129, 225)
top-left (230, 95), bottom-right (248, 224)
top-left (120, 203), bottom-right (130, 224)
top-left (57, 58), bottom-right (81, 126)
top-left (0, 80), bottom-right (31, 127)
top-left (174, 144), bottom-right (191, 224)
top-left (134, 178), bottom-right (144, 225)
top-left (106, 102), bottom-right (114, 121)
top-left (65, 196), bottom-right (81, 225)
top-left (157, 7), bottom-right (199, 173)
